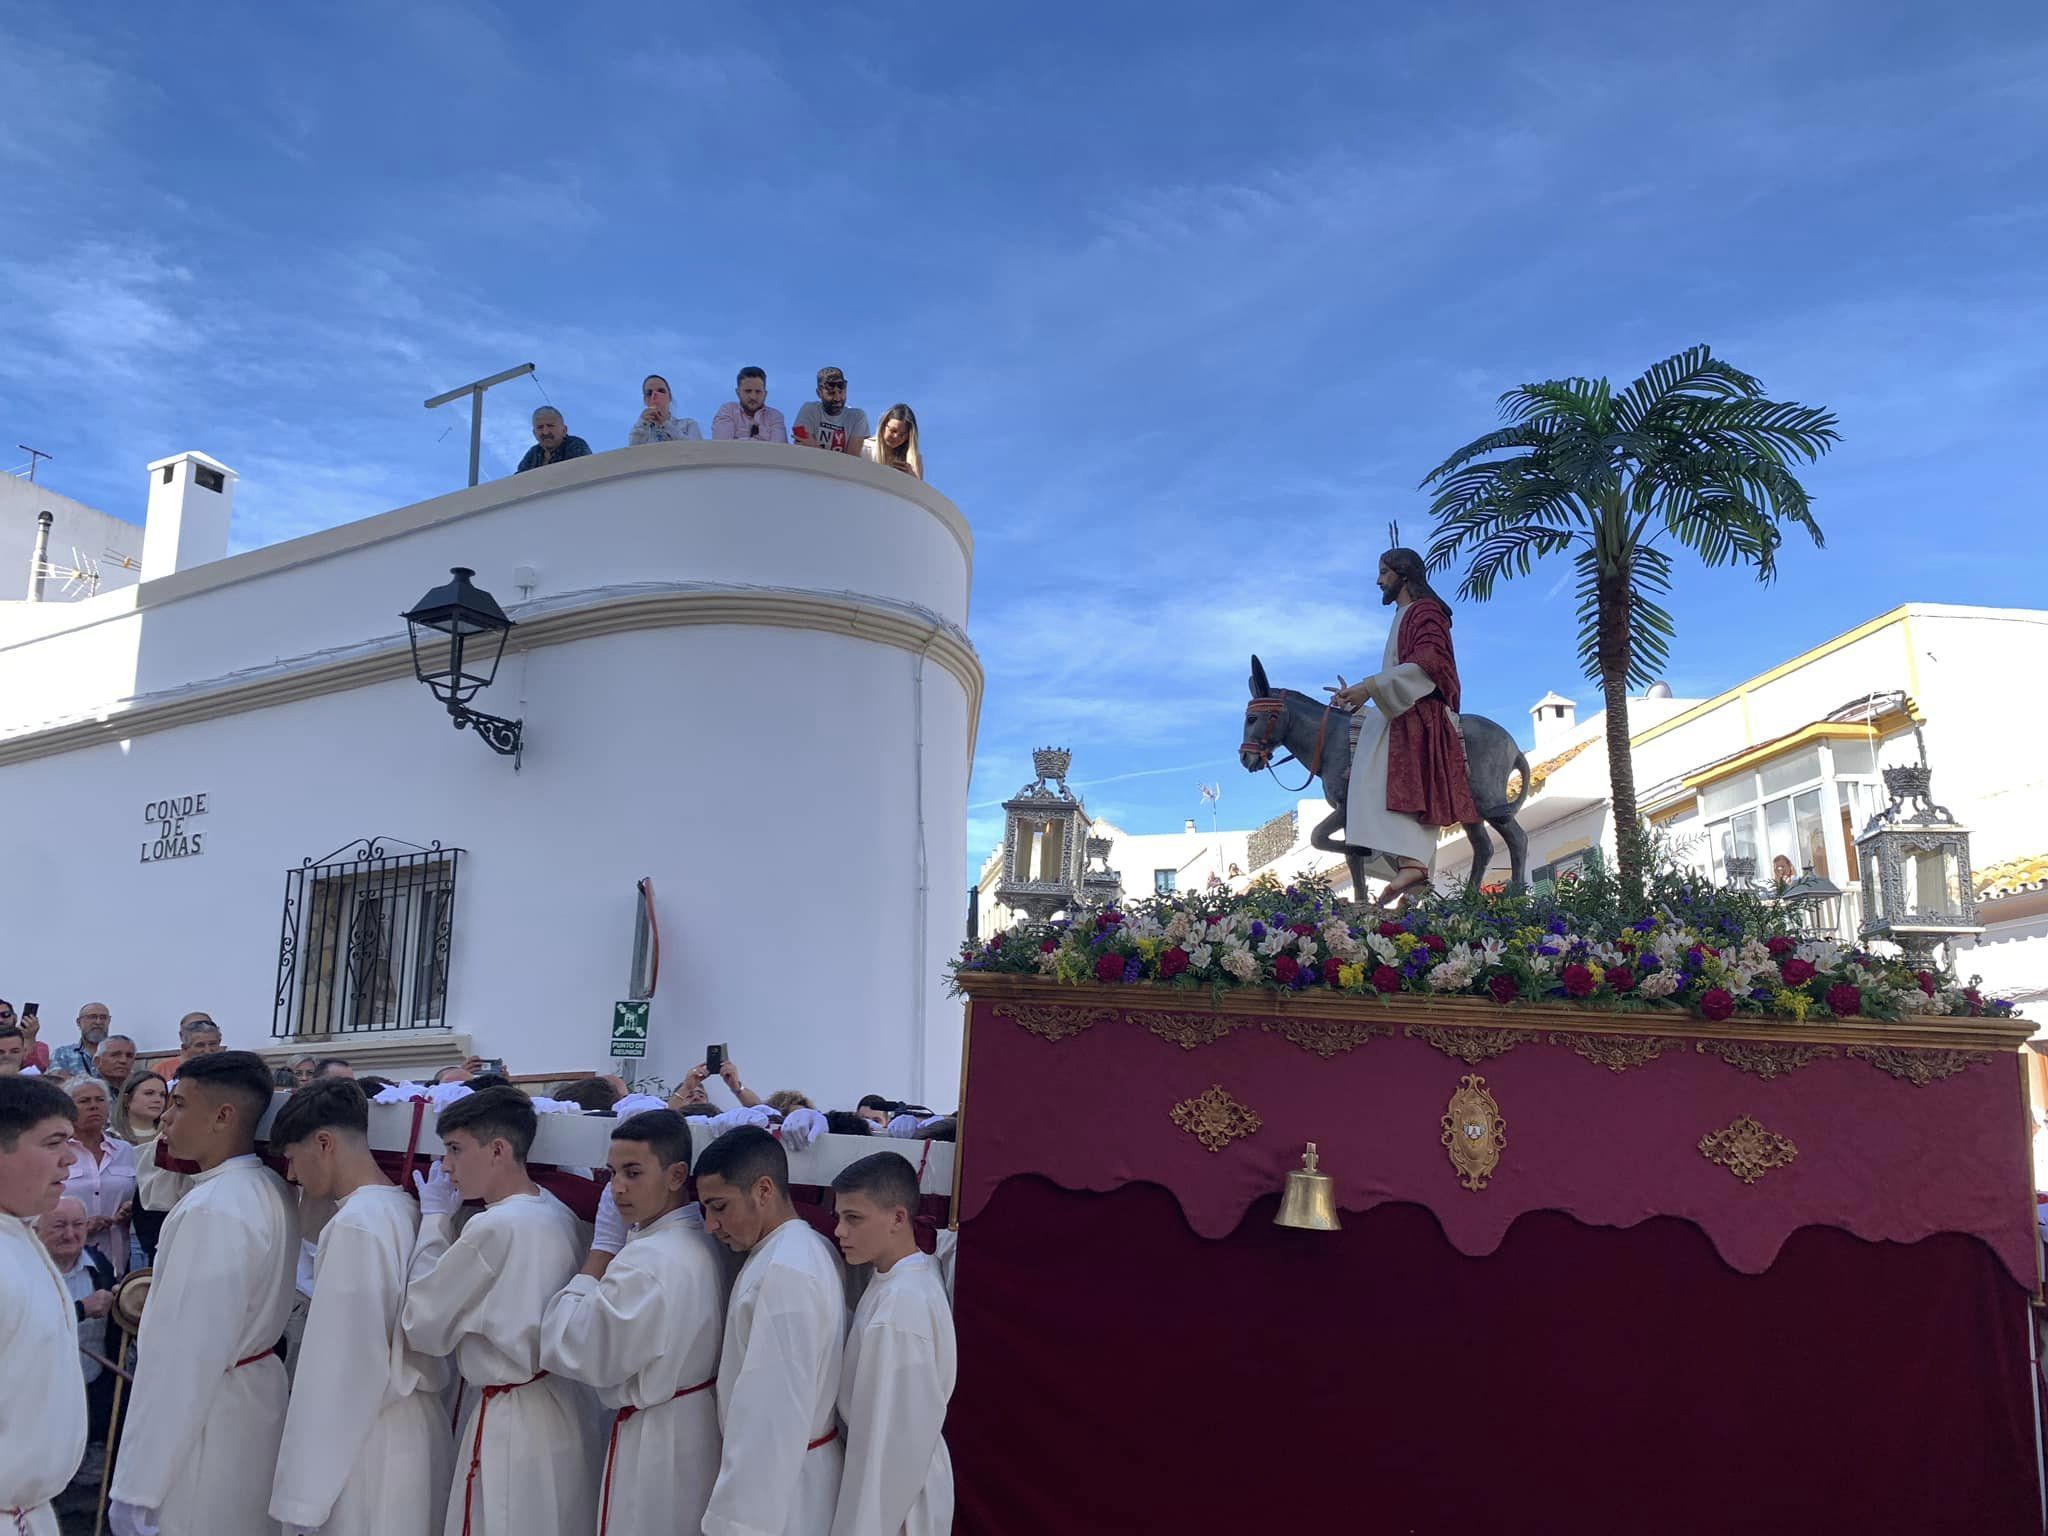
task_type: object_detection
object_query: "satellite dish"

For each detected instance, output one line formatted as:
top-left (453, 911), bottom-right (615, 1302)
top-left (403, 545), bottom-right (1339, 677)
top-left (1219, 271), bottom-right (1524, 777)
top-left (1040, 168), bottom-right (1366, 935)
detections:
top-left (1646, 681), bottom-right (1674, 699)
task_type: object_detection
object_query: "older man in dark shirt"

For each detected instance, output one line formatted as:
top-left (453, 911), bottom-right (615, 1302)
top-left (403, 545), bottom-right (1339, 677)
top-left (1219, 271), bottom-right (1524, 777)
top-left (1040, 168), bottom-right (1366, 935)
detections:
top-left (516, 406), bottom-right (592, 473)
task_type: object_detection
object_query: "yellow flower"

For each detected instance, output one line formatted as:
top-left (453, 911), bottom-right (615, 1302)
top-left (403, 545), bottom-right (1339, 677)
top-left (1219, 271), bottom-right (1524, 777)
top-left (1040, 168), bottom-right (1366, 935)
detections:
top-left (1338, 963), bottom-right (1364, 990)
top-left (1136, 938), bottom-right (1161, 959)
top-left (1586, 962), bottom-right (1605, 987)
top-left (1394, 933), bottom-right (1419, 953)
top-left (1771, 987), bottom-right (1812, 1022)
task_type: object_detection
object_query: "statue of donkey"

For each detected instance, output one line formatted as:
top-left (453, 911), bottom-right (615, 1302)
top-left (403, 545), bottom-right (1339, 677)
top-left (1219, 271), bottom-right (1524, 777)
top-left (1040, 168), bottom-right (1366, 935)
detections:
top-left (1239, 654), bottom-right (1531, 900)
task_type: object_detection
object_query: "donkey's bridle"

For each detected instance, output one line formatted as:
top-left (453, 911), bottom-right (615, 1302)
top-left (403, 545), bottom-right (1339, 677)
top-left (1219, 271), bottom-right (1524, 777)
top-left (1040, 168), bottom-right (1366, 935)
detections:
top-left (1243, 696), bottom-right (1336, 793)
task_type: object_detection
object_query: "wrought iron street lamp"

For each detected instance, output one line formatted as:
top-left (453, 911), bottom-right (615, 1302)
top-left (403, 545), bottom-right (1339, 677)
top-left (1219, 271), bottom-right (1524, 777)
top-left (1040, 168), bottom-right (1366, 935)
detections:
top-left (403, 566), bottom-right (524, 761)
top-left (1854, 759), bottom-right (1980, 967)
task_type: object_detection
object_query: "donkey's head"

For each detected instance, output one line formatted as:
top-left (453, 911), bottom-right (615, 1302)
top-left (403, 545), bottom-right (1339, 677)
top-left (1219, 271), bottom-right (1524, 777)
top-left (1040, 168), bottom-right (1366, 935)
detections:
top-left (1240, 654), bottom-right (1285, 773)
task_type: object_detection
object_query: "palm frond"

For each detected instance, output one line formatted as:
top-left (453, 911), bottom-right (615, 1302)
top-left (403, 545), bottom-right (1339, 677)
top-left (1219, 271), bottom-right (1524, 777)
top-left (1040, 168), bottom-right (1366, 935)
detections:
top-left (1611, 346), bottom-right (1765, 433)
top-left (1498, 377), bottom-right (1613, 431)
top-left (1418, 420), bottom-right (1563, 488)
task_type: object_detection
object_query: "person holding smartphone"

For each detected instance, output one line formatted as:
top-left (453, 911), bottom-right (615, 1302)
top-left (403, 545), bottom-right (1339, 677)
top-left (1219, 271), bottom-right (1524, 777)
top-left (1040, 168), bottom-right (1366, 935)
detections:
top-left (628, 374), bottom-right (702, 445)
top-left (2, 1001), bottom-right (51, 1073)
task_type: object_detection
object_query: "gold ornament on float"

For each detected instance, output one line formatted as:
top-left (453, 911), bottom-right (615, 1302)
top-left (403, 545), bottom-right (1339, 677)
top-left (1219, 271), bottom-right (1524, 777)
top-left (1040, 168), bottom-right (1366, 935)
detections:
top-left (1169, 1084), bottom-right (1263, 1152)
top-left (1273, 1142), bottom-right (1343, 1231)
top-left (1698, 1116), bottom-right (1799, 1184)
top-left (1441, 1073), bottom-right (1506, 1191)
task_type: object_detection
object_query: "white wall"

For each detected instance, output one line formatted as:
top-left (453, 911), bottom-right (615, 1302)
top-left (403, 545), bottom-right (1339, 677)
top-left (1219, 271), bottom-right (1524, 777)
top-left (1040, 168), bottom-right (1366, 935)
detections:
top-left (0, 474), bottom-right (142, 604)
top-left (0, 446), bottom-right (977, 1109)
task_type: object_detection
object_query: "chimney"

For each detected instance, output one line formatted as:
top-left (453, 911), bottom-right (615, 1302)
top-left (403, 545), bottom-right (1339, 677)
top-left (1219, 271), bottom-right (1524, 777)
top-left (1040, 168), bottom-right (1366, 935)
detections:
top-left (1185, 819), bottom-right (1197, 834)
top-left (1530, 690), bottom-right (1577, 749)
top-left (26, 510), bottom-right (53, 601)
top-left (141, 451), bottom-right (237, 582)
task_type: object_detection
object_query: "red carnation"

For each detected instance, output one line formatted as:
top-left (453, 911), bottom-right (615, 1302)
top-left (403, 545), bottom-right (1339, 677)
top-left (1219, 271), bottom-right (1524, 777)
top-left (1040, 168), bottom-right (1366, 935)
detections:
top-left (1422, 933), bottom-right (1447, 954)
top-left (1096, 912), bottom-right (1122, 930)
top-left (1562, 963), bottom-right (1596, 999)
top-left (1826, 983), bottom-right (1863, 1018)
top-left (1916, 970), bottom-right (1937, 997)
top-left (1292, 923), bottom-right (1317, 937)
top-left (1780, 957), bottom-right (1815, 986)
top-left (1699, 987), bottom-right (1735, 1022)
top-left (1605, 961), bottom-right (1636, 993)
top-left (1487, 973), bottom-right (1518, 1006)
top-left (1094, 953), bottom-right (1125, 985)
top-left (1372, 965), bottom-right (1402, 994)
top-left (1273, 954), bottom-right (1300, 985)
top-left (1964, 986), bottom-right (1983, 1017)
top-left (1766, 936), bottom-right (1795, 957)
top-left (1158, 946), bottom-right (1190, 980)
top-left (1377, 922), bottom-right (1405, 939)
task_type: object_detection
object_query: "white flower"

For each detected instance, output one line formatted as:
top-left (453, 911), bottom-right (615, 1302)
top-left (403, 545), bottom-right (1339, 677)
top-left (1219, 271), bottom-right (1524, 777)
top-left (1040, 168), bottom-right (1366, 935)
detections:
top-left (1295, 936), bottom-right (1319, 963)
top-left (1258, 931), bottom-right (1290, 958)
top-left (1367, 933), bottom-right (1399, 964)
top-left (1478, 936), bottom-right (1506, 967)
top-left (1188, 943), bottom-right (1214, 972)
top-left (1222, 946), bottom-right (1260, 981)
top-left (1637, 969), bottom-right (1681, 999)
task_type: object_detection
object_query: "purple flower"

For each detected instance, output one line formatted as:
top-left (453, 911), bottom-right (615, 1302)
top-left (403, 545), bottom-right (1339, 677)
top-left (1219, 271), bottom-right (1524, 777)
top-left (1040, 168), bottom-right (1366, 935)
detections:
top-left (1631, 918), bottom-right (1657, 933)
top-left (1536, 944), bottom-right (1560, 957)
top-left (1547, 916), bottom-right (1569, 936)
top-left (1249, 921), bottom-right (1267, 941)
top-left (1300, 964), bottom-right (1320, 987)
top-left (1122, 956), bottom-right (1144, 984)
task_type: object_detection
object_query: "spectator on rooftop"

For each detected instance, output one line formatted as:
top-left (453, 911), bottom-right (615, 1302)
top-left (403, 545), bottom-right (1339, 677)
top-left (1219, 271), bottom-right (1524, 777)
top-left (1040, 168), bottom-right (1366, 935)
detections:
top-left (629, 373), bottom-right (703, 444)
top-left (516, 406), bottom-right (592, 473)
top-left (51, 1002), bottom-right (114, 1078)
top-left (711, 366), bottom-right (788, 443)
top-left (792, 366), bottom-right (869, 456)
top-left (1, 1000), bottom-right (51, 1071)
top-left (865, 403), bottom-right (923, 479)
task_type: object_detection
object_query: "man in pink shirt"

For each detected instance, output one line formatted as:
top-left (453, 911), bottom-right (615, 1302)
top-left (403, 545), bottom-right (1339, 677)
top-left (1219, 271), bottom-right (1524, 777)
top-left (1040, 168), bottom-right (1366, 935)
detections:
top-left (711, 367), bottom-right (788, 443)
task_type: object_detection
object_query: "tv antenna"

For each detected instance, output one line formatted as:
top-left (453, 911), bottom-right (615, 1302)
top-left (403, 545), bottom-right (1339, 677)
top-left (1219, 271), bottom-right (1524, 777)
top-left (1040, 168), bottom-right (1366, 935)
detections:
top-left (16, 444), bottom-right (51, 483)
top-left (32, 546), bottom-right (102, 598)
top-left (424, 363), bottom-right (536, 488)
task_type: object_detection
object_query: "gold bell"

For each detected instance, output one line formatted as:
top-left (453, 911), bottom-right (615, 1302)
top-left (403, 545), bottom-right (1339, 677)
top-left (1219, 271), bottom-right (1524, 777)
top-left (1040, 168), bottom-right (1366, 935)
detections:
top-left (1273, 1141), bottom-right (1342, 1231)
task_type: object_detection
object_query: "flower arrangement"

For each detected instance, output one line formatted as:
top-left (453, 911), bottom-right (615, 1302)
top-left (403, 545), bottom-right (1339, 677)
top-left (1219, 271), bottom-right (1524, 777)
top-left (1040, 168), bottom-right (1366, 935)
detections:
top-left (952, 869), bottom-right (2015, 1024)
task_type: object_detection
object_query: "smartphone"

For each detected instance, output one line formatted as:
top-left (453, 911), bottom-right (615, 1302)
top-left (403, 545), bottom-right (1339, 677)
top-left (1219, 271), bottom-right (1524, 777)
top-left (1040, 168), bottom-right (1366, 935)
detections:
top-left (22, 1003), bottom-right (37, 1018)
top-left (478, 1057), bottom-right (506, 1077)
top-left (705, 1042), bottom-right (727, 1076)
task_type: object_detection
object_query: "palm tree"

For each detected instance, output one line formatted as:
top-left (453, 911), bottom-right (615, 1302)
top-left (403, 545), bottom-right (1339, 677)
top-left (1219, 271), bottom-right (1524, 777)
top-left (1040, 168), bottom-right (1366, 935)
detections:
top-left (1421, 345), bottom-right (1840, 894)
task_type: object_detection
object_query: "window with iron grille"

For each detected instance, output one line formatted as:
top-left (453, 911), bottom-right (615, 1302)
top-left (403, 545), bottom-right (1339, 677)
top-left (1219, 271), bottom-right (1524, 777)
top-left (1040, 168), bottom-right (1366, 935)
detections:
top-left (273, 838), bottom-right (461, 1038)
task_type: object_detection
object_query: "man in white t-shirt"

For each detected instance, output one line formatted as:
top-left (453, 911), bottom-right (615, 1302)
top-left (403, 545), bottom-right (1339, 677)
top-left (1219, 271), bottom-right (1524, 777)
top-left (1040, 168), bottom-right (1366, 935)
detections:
top-left (792, 367), bottom-right (870, 457)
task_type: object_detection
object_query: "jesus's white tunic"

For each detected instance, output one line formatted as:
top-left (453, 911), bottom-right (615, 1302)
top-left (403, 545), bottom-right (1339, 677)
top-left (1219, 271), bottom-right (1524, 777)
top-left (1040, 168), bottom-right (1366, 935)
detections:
top-left (0, 1213), bottom-right (87, 1536)
top-left (1346, 607), bottom-right (1451, 879)
top-left (111, 1154), bottom-right (299, 1536)
top-left (704, 1218), bottom-right (847, 1536)
top-left (271, 1185), bottom-right (454, 1536)
top-left (831, 1252), bottom-right (955, 1536)
top-left (541, 1205), bottom-right (726, 1536)
top-left (403, 1189), bottom-right (598, 1536)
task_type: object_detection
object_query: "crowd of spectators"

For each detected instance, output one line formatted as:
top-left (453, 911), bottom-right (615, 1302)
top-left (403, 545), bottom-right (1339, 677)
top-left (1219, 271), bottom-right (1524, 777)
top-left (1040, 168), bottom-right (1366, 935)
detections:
top-left (515, 364), bottom-right (924, 481)
top-left (2, 992), bottom-right (955, 1528)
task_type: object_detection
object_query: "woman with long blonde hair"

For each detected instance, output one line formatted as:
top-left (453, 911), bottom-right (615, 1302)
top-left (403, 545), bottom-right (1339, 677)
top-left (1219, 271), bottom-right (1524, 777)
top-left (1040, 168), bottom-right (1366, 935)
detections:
top-left (116, 1070), bottom-right (179, 1263)
top-left (865, 403), bottom-right (923, 480)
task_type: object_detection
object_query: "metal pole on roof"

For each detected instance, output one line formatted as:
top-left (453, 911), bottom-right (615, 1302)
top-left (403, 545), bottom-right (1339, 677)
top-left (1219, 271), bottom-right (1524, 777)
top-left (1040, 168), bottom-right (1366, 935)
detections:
top-left (424, 364), bottom-right (536, 488)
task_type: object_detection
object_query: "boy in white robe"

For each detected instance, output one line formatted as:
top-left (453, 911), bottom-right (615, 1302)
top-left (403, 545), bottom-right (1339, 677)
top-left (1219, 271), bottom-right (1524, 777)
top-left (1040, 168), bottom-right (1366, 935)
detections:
top-left (541, 1109), bottom-right (724, 1536)
top-left (0, 1076), bottom-right (87, 1536)
top-left (828, 1153), bottom-right (955, 1536)
top-left (269, 1079), bottom-right (455, 1536)
top-left (403, 1086), bottom-right (597, 1536)
top-left (111, 1051), bottom-right (299, 1536)
top-left (697, 1126), bottom-right (847, 1536)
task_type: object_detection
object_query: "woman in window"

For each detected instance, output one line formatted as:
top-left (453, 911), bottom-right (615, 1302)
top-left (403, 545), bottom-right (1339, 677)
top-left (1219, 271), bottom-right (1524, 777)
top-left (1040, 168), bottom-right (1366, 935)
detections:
top-left (628, 373), bottom-right (702, 444)
top-left (114, 1071), bottom-right (171, 1264)
top-left (64, 1076), bottom-right (138, 1277)
top-left (866, 403), bottom-right (923, 479)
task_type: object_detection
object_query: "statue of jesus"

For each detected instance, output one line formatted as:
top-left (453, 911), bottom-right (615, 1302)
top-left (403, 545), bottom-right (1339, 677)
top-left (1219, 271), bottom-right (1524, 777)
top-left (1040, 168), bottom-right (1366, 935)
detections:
top-left (1328, 548), bottom-right (1481, 907)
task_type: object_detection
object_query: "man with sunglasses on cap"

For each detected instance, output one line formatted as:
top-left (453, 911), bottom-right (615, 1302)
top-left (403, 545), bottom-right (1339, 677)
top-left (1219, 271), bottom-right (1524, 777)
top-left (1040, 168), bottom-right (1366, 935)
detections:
top-left (712, 368), bottom-right (788, 444)
top-left (791, 367), bottom-right (870, 457)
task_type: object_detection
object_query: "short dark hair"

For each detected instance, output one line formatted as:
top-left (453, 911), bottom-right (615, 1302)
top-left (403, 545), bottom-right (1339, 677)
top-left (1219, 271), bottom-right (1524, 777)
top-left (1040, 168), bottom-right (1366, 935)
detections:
top-left (675, 1101), bottom-right (719, 1119)
top-left (177, 1051), bottom-right (278, 1131)
top-left (356, 1075), bottom-right (395, 1097)
top-left (612, 1109), bottom-right (693, 1171)
top-left (831, 1150), bottom-right (921, 1214)
top-left (694, 1125), bottom-right (787, 1199)
top-left (0, 1075), bottom-right (76, 1150)
top-left (464, 1073), bottom-right (514, 1092)
top-left (0, 1025), bottom-right (23, 1047)
top-left (736, 366), bottom-right (766, 386)
top-left (269, 1077), bottom-right (369, 1148)
top-left (856, 1094), bottom-right (893, 1113)
top-left (437, 1085), bottom-right (536, 1162)
top-left (912, 1115), bottom-right (957, 1142)
top-left (825, 1110), bottom-right (874, 1137)
top-left (313, 1057), bottom-right (352, 1074)
top-left (556, 1078), bottom-right (620, 1113)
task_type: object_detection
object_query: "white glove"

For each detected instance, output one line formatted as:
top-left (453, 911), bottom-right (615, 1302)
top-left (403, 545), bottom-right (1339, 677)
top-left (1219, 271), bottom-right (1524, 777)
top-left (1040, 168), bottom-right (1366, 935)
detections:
top-left (413, 1159), bottom-right (461, 1217)
top-left (591, 1182), bottom-right (627, 1254)
top-left (886, 1114), bottom-right (920, 1139)
top-left (779, 1107), bottom-right (827, 1153)
top-left (110, 1501), bottom-right (160, 1536)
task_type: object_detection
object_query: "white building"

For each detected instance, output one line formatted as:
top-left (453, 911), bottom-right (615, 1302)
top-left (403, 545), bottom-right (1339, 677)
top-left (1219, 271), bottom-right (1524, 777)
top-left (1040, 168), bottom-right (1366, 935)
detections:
top-left (1, 470), bottom-right (145, 603)
top-left (1439, 603), bottom-right (2048, 1009)
top-left (0, 441), bottom-right (980, 1105)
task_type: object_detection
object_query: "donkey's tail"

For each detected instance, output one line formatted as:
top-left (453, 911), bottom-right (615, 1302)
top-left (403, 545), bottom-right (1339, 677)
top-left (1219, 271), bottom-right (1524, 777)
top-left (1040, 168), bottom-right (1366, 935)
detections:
top-left (1484, 748), bottom-right (1532, 824)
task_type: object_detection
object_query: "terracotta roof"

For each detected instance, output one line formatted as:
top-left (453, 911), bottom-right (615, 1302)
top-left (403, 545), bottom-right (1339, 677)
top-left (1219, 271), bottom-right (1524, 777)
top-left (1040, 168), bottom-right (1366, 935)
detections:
top-left (1977, 853), bottom-right (2048, 901)
top-left (1527, 735), bottom-right (1598, 793)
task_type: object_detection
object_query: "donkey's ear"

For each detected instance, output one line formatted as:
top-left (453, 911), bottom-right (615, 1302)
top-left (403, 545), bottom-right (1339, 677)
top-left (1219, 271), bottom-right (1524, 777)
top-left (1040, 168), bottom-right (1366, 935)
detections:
top-left (1249, 655), bottom-right (1270, 697)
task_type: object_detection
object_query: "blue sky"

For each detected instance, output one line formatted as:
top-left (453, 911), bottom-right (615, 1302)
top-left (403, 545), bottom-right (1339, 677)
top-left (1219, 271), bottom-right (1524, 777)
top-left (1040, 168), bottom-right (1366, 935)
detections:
top-left (3, 2), bottom-right (2043, 882)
